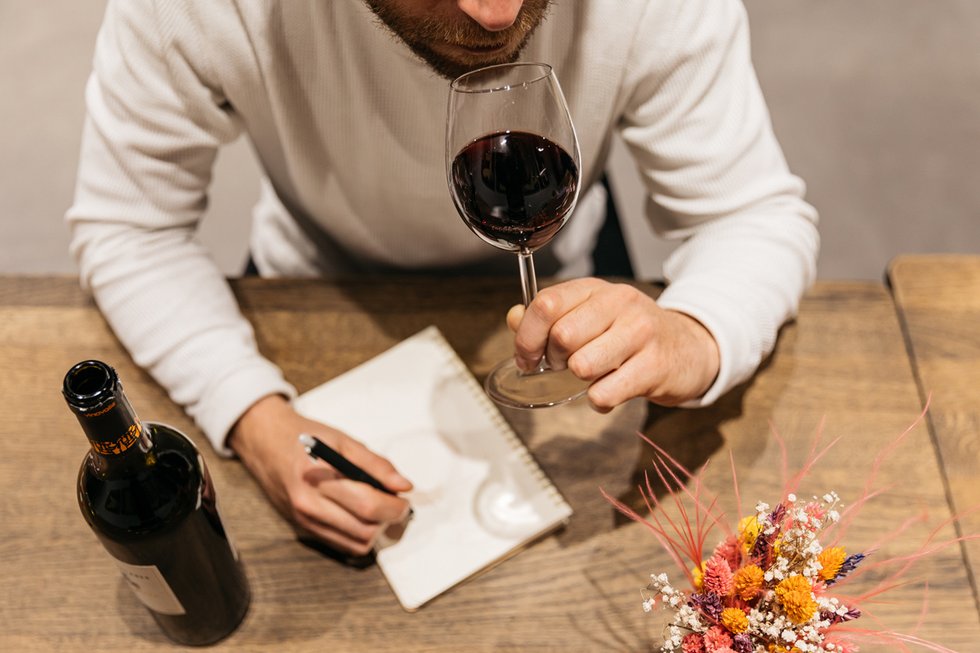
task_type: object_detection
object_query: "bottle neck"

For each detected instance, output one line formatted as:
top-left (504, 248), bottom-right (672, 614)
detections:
top-left (77, 392), bottom-right (154, 460)
top-left (63, 361), bottom-right (155, 468)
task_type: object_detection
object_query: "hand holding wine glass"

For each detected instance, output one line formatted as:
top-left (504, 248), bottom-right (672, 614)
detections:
top-left (446, 62), bottom-right (588, 409)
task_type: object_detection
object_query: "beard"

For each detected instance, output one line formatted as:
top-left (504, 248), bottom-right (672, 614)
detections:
top-left (363, 0), bottom-right (553, 80)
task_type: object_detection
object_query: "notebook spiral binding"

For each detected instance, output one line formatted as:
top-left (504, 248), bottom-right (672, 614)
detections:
top-left (425, 327), bottom-right (572, 513)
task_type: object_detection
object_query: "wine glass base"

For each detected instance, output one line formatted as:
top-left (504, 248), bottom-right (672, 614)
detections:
top-left (484, 358), bottom-right (588, 409)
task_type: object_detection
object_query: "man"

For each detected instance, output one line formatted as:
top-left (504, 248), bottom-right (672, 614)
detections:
top-left (67, 0), bottom-right (819, 556)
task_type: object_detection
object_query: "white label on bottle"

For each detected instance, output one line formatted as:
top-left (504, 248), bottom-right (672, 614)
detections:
top-left (112, 559), bottom-right (186, 615)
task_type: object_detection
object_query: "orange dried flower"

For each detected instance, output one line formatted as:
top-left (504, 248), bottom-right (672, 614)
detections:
top-left (732, 564), bottom-right (765, 601)
top-left (721, 607), bottom-right (749, 634)
top-left (775, 575), bottom-right (818, 624)
top-left (818, 546), bottom-right (846, 582)
top-left (775, 574), bottom-right (811, 600)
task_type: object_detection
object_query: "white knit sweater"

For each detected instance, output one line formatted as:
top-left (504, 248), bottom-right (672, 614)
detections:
top-left (67, 0), bottom-right (819, 454)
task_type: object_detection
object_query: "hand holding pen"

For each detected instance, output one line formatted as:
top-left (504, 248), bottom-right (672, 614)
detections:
top-left (299, 433), bottom-right (414, 518)
top-left (229, 395), bottom-right (410, 558)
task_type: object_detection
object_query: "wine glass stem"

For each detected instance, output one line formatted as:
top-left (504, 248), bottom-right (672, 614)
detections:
top-left (517, 249), bottom-right (538, 306)
top-left (517, 250), bottom-right (550, 374)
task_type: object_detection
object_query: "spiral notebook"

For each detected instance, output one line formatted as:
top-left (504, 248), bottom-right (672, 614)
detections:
top-left (293, 326), bottom-right (573, 611)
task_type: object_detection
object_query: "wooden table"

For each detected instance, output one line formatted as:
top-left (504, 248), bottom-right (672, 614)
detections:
top-left (889, 254), bottom-right (980, 621)
top-left (1, 276), bottom-right (977, 651)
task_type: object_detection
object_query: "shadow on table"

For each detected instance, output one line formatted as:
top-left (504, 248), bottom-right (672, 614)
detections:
top-left (615, 380), bottom-right (751, 524)
top-left (520, 347), bottom-right (782, 550)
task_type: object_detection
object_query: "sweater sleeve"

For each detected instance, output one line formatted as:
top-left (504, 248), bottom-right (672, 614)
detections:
top-left (65, 0), bottom-right (295, 454)
top-left (617, 0), bottom-right (820, 406)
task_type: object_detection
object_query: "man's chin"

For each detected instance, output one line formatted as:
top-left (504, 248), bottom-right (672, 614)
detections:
top-left (411, 42), bottom-right (526, 81)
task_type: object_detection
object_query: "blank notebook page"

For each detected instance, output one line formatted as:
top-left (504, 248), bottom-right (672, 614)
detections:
top-left (293, 326), bottom-right (573, 611)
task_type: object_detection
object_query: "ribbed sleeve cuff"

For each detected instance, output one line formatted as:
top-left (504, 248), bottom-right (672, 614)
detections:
top-left (192, 360), bottom-right (297, 457)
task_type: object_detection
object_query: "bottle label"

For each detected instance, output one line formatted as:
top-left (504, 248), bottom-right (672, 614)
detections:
top-left (112, 558), bottom-right (186, 615)
top-left (90, 421), bottom-right (142, 456)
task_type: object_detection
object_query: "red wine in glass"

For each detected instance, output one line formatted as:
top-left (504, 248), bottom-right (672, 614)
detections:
top-left (450, 130), bottom-right (579, 252)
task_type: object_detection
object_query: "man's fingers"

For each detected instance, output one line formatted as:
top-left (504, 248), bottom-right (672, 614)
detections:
top-left (293, 478), bottom-right (411, 554)
top-left (292, 484), bottom-right (382, 543)
top-left (334, 435), bottom-right (413, 493)
top-left (317, 475), bottom-right (413, 524)
top-left (543, 292), bottom-right (624, 371)
top-left (294, 511), bottom-right (378, 557)
top-left (514, 279), bottom-right (604, 371)
top-left (586, 352), bottom-right (658, 412)
top-left (506, 304), bottom-right (524, 333)
top-left (565, 326), bottom-right (632, 381)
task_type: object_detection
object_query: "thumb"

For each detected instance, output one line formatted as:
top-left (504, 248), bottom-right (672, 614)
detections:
top-left (506, 304), bottom-right (525, 333)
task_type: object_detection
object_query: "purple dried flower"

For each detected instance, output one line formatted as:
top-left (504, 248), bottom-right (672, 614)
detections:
top-left (826, 552), bottom-right (866, 585)
top-left (689, 592), bottom-right (723, 621)
top-left (732, 633), bottom-right (753, 653)
top-left (769, 502), bottom-right (787, 525)
top-left (750, 531), bottom-right (772, 563)
top-left (821, 605), bottom-right (862, 625)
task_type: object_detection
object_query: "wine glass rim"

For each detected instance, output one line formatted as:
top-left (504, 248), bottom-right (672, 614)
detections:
top-left (450, 62), bottom-right (553, 94)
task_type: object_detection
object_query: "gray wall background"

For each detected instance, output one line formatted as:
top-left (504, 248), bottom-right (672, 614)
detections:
top-left (3, 1), bottom-right (978, 279)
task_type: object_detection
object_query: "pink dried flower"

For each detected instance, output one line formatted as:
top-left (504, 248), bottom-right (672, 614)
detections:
top-left (787, 501), bottom-right (826, 531)
top-left (681, 632), bottom-right (706, 653)
top-left (805, 501), bottom-right (826, 522)
top-left (712, 534), bottom-right (741, 570)
top-left (702, 555), bottom-right (734, 597)
top-left (703, 625), bottom-right (733, 651)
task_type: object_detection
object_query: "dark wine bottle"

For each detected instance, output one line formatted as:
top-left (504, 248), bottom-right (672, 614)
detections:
top-left (63, 360), bottom-right (250, 646)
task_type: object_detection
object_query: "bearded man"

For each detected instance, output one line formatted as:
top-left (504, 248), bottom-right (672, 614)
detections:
top-left (67, 0), bottom-right (818, 555)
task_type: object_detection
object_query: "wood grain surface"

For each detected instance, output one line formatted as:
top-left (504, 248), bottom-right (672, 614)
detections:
top-left (889, 254), bottom-right (980, 624)
top-left (0, 275), bottom-right (976, 651)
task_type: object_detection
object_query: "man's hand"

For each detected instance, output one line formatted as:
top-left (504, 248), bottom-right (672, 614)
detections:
top-left (227, 395), bottom-right (413, 556)
top-left (506, 278), bottom-right (720, 411)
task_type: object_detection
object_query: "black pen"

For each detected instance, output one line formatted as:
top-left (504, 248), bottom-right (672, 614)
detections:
top-left (298, 433), bottom-right (396, 496)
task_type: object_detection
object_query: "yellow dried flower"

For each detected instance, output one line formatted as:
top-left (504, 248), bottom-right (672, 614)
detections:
top-left (818, 546), bottom-right (847, 582)
top-left (775, 575), bottom-right (818, 624)
top-left (721, 607), bottom-right (749, 634)
top-left (732, 564), bottom-right (765, 601)
top-left (691, 562), bottom-right (704, 591)
top-left (738, 515), bottom-right (761, 553)
top-left (775, 574), bottom-right (811, 600)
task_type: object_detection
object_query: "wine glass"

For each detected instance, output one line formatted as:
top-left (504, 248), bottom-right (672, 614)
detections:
top-left (446, 62), bottom-right (588, 409)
